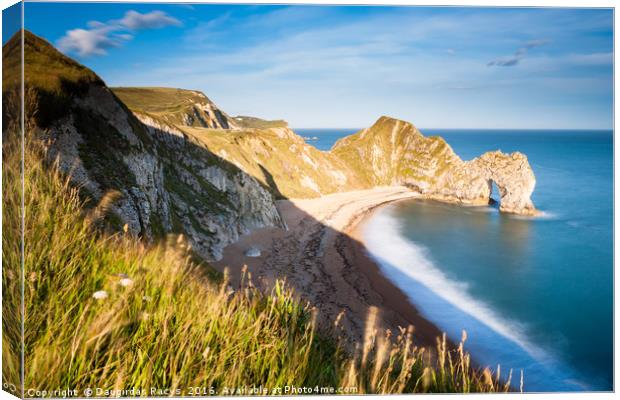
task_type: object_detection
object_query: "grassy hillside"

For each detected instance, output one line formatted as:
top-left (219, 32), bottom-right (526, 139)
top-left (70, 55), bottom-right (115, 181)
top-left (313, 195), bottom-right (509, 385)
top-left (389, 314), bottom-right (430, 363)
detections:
top-left (332, 116), bottom-right (462, 190)
top-left (4, 30), bottom-right (103, 94)
top-left (180, 125), bottom-right (362, 199)
top-left (112, 87), bottom-right (211, 114)
top-left (112, 87), bottom-right (235, 129)
top-left (1, 92), bottom-right (512, 395)
top-left (3, 31), bottom-right (105, 128)
top-left (232, 115), bottom-right (288, 129)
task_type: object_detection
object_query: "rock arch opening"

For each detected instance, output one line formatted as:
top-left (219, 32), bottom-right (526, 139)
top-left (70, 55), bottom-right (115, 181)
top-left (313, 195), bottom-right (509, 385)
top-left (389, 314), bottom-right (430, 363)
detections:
top-left (489, 179), bottom-right (502, 208)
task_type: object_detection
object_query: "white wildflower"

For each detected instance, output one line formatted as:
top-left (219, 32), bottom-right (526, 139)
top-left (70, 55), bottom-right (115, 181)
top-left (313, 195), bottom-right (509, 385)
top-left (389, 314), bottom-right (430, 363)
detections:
top-left (92, 290), bottom-right (108, 300)
top-left (119, 278), bottom-right (134, 287)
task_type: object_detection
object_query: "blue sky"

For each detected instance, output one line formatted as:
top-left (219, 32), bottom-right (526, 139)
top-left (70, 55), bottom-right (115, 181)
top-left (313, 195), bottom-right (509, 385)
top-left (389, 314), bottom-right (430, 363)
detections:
top-left (2, 1), bottom-right (20, 42)
top-left (16, 3), bottom-right (615, 129)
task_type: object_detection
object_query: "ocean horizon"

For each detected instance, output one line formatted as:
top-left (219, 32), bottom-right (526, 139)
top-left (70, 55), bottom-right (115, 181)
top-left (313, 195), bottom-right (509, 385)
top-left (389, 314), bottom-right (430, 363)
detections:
top-left (297, 127), bottom-right (613, 392)
top-left (294, 127), bottom-right (613, 152)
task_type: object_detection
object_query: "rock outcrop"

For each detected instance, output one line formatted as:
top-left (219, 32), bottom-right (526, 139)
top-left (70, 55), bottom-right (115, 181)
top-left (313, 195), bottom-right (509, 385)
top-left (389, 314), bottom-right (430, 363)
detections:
top-left (134, 114), bottom-right (284, 260)
top-left (331, 116), bottom-right (538, 215)
top-left (469, 151), bottom-right (537, 215)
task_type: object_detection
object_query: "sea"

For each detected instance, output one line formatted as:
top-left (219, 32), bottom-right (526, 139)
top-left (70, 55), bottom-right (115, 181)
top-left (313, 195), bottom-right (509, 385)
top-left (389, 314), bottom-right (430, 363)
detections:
top-left (295, 127), bottom-right (613, 392)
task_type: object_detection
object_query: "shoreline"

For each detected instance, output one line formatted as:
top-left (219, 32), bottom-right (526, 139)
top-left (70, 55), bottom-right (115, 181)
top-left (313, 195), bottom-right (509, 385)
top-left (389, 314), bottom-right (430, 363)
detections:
top-left (339, 198), bottom-right (448, 347)
top-left (213, 187), bottom-right (446, 349)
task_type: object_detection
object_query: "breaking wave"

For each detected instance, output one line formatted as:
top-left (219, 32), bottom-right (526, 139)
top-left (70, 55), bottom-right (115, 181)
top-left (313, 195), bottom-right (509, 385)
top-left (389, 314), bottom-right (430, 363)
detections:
top-left (361, 205), bottom-right (585, 391)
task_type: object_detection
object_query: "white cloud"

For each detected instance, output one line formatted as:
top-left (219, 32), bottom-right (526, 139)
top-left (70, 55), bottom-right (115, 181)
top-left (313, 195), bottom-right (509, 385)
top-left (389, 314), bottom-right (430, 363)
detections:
top-left (57, 10), bottom-right (181, 57)
top-left (116, 33), bottom-right (134, 41)
top-left (57, 27), bottom-right (124, 57)
top-left (119, 10), bottom-right (181, 30)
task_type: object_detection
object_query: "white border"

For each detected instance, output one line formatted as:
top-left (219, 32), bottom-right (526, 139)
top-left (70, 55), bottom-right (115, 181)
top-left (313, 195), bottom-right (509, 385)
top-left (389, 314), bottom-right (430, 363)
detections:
top-left (0, 1), bottom-right (615, 399)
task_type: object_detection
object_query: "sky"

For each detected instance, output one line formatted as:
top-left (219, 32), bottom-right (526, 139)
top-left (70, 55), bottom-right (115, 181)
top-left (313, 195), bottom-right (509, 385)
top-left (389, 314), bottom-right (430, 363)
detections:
top-left (9, 3), bottom-right (616, 129)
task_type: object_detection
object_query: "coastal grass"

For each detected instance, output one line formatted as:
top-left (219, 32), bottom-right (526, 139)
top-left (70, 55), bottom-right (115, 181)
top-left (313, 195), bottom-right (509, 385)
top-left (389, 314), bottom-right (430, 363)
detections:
top-left (4, 31), bottom-right (102, 95)
top-left (3, 94), bottom-right (514, 395)
top-left (231, 115), bottom-right (288, 129)
top-left (111, 87), bottom-right (288, 130)
top-left (9, 119), bottom-right (339, 393)
top-left (111, 87), bottom-right (210, 115)
top-left (180, 125), bottom-right (361, 199)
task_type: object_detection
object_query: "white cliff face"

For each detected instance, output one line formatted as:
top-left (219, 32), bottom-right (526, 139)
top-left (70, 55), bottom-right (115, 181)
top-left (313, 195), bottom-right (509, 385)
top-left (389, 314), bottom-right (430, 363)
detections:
top-left (183, 101), bottom-right (239, 130)
top-left (136, 114), bottom-right (283, 260)
top-left (46, 85), bottom-right (172, 239)
top-left (431, 151), bottom-right (538, 215)
top-left (44, 83), bottom-right (283, 261)
top-left (414, 142), bottom-right (538, 216)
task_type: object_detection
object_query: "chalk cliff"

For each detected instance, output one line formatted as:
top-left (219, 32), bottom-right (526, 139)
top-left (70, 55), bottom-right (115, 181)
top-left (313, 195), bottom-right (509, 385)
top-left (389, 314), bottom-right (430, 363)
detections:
top-left (331, 116), bottom-right (538, 214)
top-left (469, 151), bottom-right (537, 215)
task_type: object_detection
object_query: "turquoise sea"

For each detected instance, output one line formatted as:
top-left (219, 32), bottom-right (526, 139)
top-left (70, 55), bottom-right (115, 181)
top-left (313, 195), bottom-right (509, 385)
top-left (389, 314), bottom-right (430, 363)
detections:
top-left (296, 128), bottom-right (613, 392)
top-left (295, 128), bottom-right (359, 151)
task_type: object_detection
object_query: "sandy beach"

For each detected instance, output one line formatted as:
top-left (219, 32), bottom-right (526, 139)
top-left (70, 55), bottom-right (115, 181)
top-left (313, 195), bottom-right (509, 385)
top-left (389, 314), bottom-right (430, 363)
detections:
top-left (214, 186), bottom-right (445, 348)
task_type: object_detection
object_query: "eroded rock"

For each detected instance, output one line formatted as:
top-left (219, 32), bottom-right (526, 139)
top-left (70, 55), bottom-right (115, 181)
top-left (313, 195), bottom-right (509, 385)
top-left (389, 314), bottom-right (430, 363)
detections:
top-left (470, 151), bottom-right (537, 215)
top-left (332, 116), bottom-right (538, 215)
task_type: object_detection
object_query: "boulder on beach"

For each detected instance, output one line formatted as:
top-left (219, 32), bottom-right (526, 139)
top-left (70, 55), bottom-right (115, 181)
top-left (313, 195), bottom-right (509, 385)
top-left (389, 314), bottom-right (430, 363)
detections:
top-left (245, 247), bottom-right (261, 257)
